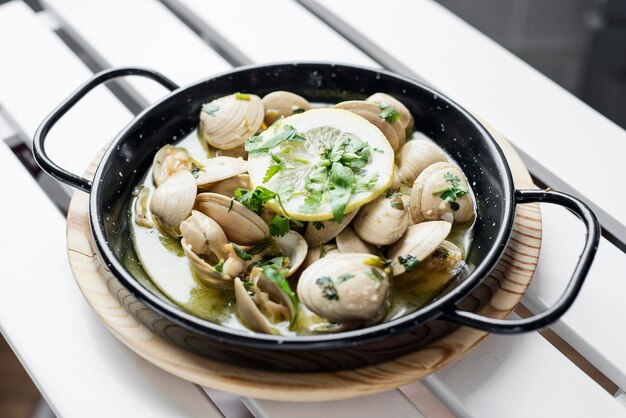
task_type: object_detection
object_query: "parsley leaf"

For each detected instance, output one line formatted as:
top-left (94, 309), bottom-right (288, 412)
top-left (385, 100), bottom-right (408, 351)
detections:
top-left (234, 186), bottom-right (276, 214)
top-left (398, 254), bottom-right (420, 272)
top-left (328, 162), bottom-right (354, 223)
top-left (263, 154), bottom-right (284, 183)
top-left (379, 103), bottom-right (401, 123)
top-left (261, 265), bottom-right (298, 324)
top-left (292, 108), bottom-right (305, 114)
top-left (213, 259), bottom-right (224, 272)
top-left (269, 215), bottom-right (290, 237)
top-left (232, 244), bottom-right (252, 261)
top-left (246, 124), bottom-right (306, 155)
top-left (432, 172), bottom-right (468, 205)
top-left (315, 276), bottom-right (339, 300)
top-left (337, 274), bottom-right (354, 283)
top-left (234, 92), bottom-right (250, 101)
top-left (201, 103), bottom-right (219, 117)
top-left (313, 221), bottom-right (325, 230)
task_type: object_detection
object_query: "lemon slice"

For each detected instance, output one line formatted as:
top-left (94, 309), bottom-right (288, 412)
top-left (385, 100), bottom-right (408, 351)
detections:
top-left (247, 108), bottom-right (394, 221)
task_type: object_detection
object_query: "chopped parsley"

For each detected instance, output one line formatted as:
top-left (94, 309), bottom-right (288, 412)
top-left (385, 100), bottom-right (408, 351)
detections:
top-left (213, 259), bottom-right (224, 272)
top-left (432, 172), bottom-right (468, 205)
top-left (364, 257), bottom-right (391, 269)
top-left (319, 244), bottom-right (328, 258)
top-left (292, 108), bottom-right (305, 114)
top-left (269, 215), bottom-right (290, 237)
top-left (379, 103), bottom-right (401, 123)
top-left (234, 186), bottom-right (277, 214)
top-left (245, 124), bottom-right (306, 154)
top-left (300, 134), bottom-right (376, 222)
top-left (316, 276), bottom-right (339, 301)
top-left (432, 246), bottom-right (450, 259)
top-left (263, 154), bottom-right (284, 183)
top-left (313, 221), bottom-right (325, 230)
top-left (365, 268), bottom-right (385, 289)
top-left (201, 102), bottom-right (219, 117)
top-left (232, 244), bottom-right (252, 261)
top-left (398, 254), bottom-right (420, 272)
top-left (337, 274), bottom-right (355, 283)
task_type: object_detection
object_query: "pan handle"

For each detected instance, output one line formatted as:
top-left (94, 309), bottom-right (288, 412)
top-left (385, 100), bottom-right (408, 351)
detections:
top-left (33, 67), bottom-right (179, 193)
top-left (441, 189), bottom-right (600, 333)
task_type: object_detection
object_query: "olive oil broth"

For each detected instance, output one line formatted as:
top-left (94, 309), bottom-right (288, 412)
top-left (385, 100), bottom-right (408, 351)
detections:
top-left (128, 127), bottom-right (475, 336)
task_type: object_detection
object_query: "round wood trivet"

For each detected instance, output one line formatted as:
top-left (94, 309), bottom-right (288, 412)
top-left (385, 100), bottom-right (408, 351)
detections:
top-left (66, 129), bottom-right (541, 401)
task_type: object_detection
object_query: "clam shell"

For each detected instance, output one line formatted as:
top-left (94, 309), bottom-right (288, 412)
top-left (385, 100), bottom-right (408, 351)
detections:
top-left (181, 238), bottom-right (233, 289)
top-left (303, 210), bottom-right (359, 247)
top-left (208, 174), bottom-right (250, 198)
top-left (367, 92), bottom-right (414, 136)
top-left (262, 91), bottom-right (311, 126)
top-left (335, 225), bottom-right (377, 254)
top-left (194, 156), bottom-right (248, 188)
top-left (352, 194), bottom-right (409, 246)
top-left (335, 100), bottom-right (405, 151)
top-left (152, 145), bottom-right (194, 186)
top-left (275, 230), bottom-right (308, 277)
top-left (199, 93), bottom-right (264, 150)
top-left (195, 192), bottom-right (269, 245)
top-left (149, 170), bottom-right (197, 236)
top-left (387, 221), bottom-right (452, 276)
top-left (179, 210), bottom-right (229, 260)
top-left (397, 139), bottom-right (448, 186)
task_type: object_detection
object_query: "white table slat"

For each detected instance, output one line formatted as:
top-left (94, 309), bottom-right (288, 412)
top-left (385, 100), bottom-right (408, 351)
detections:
top-left (0, 1), bottom-right (132, 177)
top-left (524, 203), bottom-right (626, 390)
top-left (174, 0), bottom-right (378, 66)
top-left (316, 0), bottom-right (626, 230)
top-left (0, 142), bottom-right (220, 418)
top-left (423, 316), bottom-right (625, 418)
top-left (41, 0), bottom-right (231, 103)
top-left (242, 390), bottom-right (424, 418)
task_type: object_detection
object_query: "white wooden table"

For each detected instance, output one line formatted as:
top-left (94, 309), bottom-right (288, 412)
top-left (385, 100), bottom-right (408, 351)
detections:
top-left (1, 1), bottom-right (625, 417)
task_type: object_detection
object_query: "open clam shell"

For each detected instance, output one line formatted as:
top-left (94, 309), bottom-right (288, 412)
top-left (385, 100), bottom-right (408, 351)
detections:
top-left (207, 174), bottom-right (250, 198)
top-left (195, 192), bottom-right (269, 245)
top-left (152, 145), bottom-right (194, 186)
top-left (181, 238), bottom-right (233, 289)
top-left (274, 230), bottom-right (308, 277)
top-left (387, 221), bottom-right (452, 276)
top-left (194, 156), bottom-right (248, 188)
top-left (335, 225), bottom-right (377, 254)
top-left (179, 210), bottom-right (229, 260)
top-left (199, 93), bottom-right (264, 150)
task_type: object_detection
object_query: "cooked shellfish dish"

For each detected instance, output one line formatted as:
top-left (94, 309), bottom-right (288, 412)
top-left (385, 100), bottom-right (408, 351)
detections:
top-left (129, 91), bottom-right (476, 335)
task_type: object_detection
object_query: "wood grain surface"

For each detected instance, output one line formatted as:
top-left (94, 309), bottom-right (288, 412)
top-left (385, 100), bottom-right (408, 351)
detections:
top-left (66, 129), bottom-right (541, 401)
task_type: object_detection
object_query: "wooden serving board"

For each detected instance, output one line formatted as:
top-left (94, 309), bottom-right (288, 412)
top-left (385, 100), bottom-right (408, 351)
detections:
top-left (66, 127), bottom-right (541, 402)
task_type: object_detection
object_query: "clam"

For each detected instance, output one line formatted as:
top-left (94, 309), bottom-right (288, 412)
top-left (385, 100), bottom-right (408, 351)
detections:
top-left (334, 100), bottom-right (405, 151)
top-left (149, 170), bottom-right (197, 237)
top-left (194, 156), bottom-right (248, 188)
top-left (303, 210), bottom-right (358, 247)
top-left (208, 174), bottom-right (250, 198)
top-left (199, 93), bottom-right (264, 150)
top-left (387, 221), bottom-right (452, 276)
top-left (234, 268), bottom-right (296, 334)
top-left (297, 253), bottom-right (390, 322)
top-left (297, 243), bottom-right (339, 275)
top-left (179, 210), bottom-right (229, 260)
top-left (352, 194), bottom-right (409, 246)
top-left (397, 139), bottom-right (448, 186)
top-left (181, 238), bottom-right (233, 289)
top-left (367, 92), bottom-right (414, 136)
top-left (221, 243), bottom-right (264, 278)
top-left (336, 225), bottom-right (377, 254)
top-left (152, 145), bottom-right (194, 186)
top-left (262, 91), bottom-right (311, 126)
top-left (410, 162), bottom-right (474, 224)
top-left (134, 187), bottom-right (153, 228)
top-left (274, 230), bottom-right (308, 277)
top-left (418, 240), bottom-right (463, 274)
top-left (195, 193), bottom-right (269, 245)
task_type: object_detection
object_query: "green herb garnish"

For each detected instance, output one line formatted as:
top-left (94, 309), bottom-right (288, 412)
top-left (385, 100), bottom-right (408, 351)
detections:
top-left (364, 257), bottom-right (391, 269)
top-left (398, 254), bottom-right (420, 272)
top-left (432, 246), bottom-right (450, 259)
top-left (232, 244), bottom-right (252, 261)
top-left (234, 92), bottom-right (250, 101)
top-left (234, 186), bottom-right (277, 214)
top-left (213, 259), bottom-right (225, 272)
top-left (292, 108), bottom-right (305, 114)
top-left (319, 244), bottom-right (328, 258)
top-left (201, 102), bottom-right (219, 116)
top-left (261, 265), bottom-right (298, 324)
top-left (379, 103), bottom-right (401, 123)
top-left (269, 215), bottom-right (290, 237)
top-left (246, 124), bottom-right (306, 155)
top-left (263, 154), bottom-right (284, 183)
top-left (432, 172), bottom-right (468, 204)
top-left (315, 277), bottom-right (339, 301)
top-left (365, 268), bottom-right (385, 289)
top-left (337, 274), bottom-right (355, 283)
top-left (313, 221), bottom-right (325, 230)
